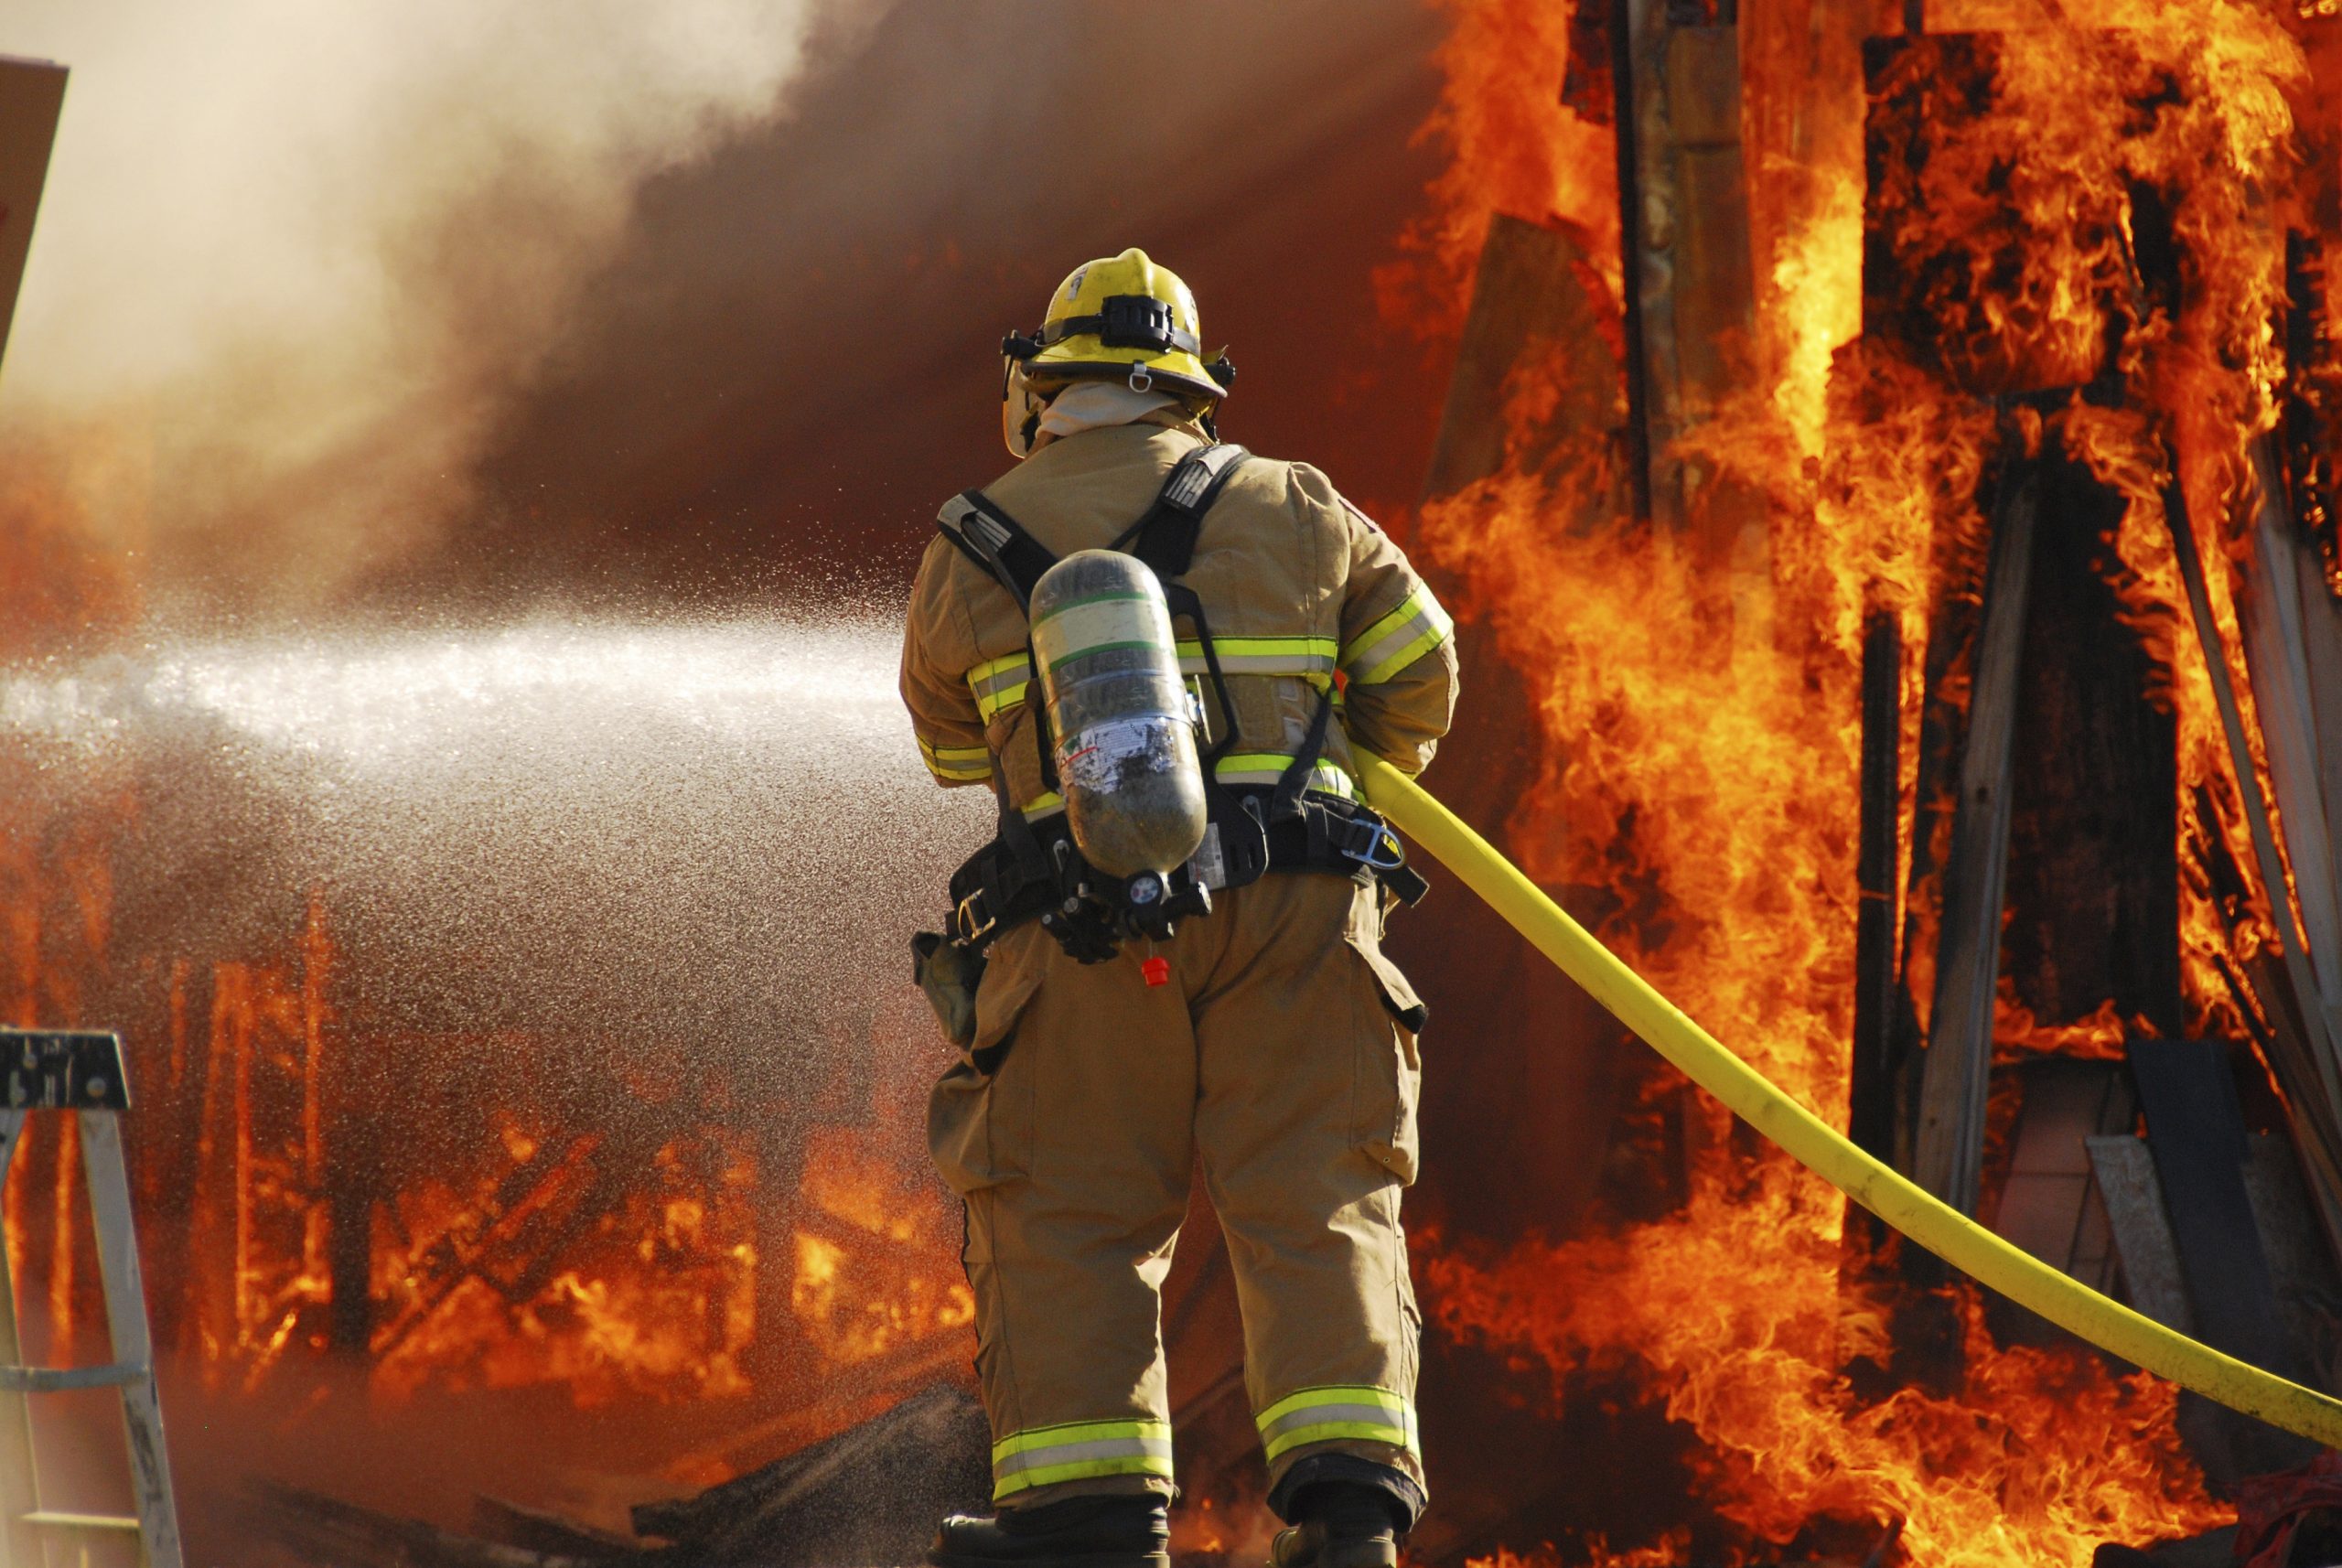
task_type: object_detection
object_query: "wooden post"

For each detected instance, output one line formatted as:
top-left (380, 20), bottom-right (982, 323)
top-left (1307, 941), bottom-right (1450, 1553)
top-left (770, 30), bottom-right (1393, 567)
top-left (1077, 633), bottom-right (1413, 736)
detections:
top-left (1618, 0), bottom-right (1757, 543)
top-left (2240, 438), bottom-right (2342, 1041)
top-left (2164, 462), bottom-right (2342, 1127)
top-left (1849, 608), bottom-right (1902, 1168)
top-left (2000, 451), bottom-right (2181, 1038)
top-left (1914, 468), bottom-right (2039, 1215)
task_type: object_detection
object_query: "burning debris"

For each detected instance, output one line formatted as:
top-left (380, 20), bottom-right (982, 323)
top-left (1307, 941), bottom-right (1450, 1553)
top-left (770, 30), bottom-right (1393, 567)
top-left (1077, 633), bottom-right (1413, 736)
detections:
top-left (248, 1384), bottom-right (990, 1568)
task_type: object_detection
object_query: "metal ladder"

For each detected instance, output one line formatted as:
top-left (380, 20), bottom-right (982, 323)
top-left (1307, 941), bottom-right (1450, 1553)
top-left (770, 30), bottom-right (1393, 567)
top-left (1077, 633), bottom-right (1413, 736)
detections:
top-left (0, 1031), bottom-right (182, 1568)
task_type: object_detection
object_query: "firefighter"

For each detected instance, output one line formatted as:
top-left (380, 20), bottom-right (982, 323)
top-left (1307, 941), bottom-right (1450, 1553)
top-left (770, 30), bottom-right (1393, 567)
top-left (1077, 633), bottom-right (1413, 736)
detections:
top-left (901, 248), bottom-right (1458, 1568)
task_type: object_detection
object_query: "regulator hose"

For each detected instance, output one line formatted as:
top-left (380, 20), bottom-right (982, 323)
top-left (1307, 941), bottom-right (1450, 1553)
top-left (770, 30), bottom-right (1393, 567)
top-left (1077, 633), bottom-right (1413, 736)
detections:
top-left (1355, 752), bottom-right (2342, 1450)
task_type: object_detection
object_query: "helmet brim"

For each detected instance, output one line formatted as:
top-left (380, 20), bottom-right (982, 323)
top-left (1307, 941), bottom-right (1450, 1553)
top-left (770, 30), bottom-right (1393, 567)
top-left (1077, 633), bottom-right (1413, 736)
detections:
top-left (1024, 342), bottom-right (1228, 403)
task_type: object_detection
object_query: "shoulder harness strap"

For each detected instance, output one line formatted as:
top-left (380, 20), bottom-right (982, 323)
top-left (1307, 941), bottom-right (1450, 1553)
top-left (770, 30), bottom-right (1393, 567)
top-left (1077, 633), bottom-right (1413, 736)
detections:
top-left (1111, 443), bottom-right (1252, 580)
top-left (937, 491), bottom-right (1060, 610)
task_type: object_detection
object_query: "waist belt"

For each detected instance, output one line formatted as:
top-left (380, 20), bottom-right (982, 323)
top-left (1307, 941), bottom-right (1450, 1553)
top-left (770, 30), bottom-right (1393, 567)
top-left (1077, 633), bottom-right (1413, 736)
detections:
top-left (948, 791), bottom-right (1427, 950)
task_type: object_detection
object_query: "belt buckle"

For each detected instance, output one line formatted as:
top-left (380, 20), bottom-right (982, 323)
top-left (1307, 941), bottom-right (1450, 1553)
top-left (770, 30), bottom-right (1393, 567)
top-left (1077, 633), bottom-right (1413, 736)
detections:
top-left (1337, 814), bottom-right (1406, 874)
top-left (954, 890), bottom-right (998, 945)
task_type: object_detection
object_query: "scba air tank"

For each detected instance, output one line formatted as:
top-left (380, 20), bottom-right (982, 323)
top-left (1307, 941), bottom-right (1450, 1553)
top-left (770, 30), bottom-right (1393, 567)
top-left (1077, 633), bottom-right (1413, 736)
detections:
top-left (1028, 550), bottom-right (1209, 880)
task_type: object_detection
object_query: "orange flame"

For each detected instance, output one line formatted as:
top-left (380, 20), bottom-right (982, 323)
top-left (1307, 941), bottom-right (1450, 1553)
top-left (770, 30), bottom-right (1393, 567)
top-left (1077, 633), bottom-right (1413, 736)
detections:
top-left (1386, 0), bottom-right (2325, 1557)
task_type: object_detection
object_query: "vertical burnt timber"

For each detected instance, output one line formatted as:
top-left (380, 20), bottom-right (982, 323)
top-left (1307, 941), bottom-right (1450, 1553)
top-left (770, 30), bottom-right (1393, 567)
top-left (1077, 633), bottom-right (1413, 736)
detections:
top-left (2001, 453), bottom-right (2181, 1041)
top-left (2240, 440), bottom-right (2342, 1039)
top-left (1619, 0), bottom-right (1757, 545)
top-left (2285, 236), bottom-right (2339, 596)
top-left (1913, 469), bottom-right (2037, 1216)
top-left (1608, 0), bottom-right (1653, 521)
top-left (1849, 610), bottom-right (1902, 1176)
top-left (2164, 462), bottom-right (2342, 1130)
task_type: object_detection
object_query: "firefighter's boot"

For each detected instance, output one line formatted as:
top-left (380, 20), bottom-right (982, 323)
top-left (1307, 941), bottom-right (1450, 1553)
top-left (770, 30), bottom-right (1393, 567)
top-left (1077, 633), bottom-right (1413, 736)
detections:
top-left (930, 1495), bottom-right (1171, 1568)
top-left (1267, 1483), bottom-right (1403, 1568)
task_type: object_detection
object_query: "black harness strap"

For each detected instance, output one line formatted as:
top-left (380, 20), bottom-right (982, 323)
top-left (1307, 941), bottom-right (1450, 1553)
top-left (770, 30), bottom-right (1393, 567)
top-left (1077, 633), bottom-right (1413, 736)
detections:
top-left (937, 492), bottom-right (1059, 609)
top-left (1110, 443), bottom-right (1252, 578)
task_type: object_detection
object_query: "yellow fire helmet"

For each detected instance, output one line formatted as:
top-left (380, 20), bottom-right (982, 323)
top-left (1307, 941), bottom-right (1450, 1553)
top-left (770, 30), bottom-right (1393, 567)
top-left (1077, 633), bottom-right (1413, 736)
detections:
top-left (1001, 247), bottom-right (1235, 457)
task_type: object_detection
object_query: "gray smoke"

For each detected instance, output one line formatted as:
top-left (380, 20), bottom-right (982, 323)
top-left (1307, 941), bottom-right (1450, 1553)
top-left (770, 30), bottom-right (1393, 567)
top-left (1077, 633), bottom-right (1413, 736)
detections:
top-left (0, 0), bottom-right (886, 603)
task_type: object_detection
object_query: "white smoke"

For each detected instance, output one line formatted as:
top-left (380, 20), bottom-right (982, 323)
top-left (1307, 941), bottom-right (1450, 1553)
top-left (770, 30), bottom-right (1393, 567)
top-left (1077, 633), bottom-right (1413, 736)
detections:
top-left (0, 0), bottom-right (883, 600)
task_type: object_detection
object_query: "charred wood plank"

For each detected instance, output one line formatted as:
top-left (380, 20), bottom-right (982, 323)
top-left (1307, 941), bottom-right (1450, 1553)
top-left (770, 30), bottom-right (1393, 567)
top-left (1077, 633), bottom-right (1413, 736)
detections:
top-left (2236, 948), bottom-right (2342, 1257)
top-left (630, 1384), bottom-right (988, 1565)
top-left (1850, 607), bottom-right (1902, 1174)
top-left (2129, 1040), bottom-right (2321, 1478)
top-left (1621, 5), bottom-right (1757, 537)
top-left (248, 1480), bottom-right (596, 1568)
top-left (2240, 438), bottom-right (2342, 1052)
top-left (1889, 486), bottom-right (1992, 1179)
top-left (1609, 0), bottom-right (1651, 521)
top-left (1914, 467), bottom-right (2038, 1215)
top-left (2087, 1135), bottom-right (2193, 1333)
top-left (2128, 1042), bottom-right (2301, 1374)
top-left (473, 1497), bottom-right (635, 1560)
top-left (2162, 458), bottom-right (2342, 1129)
top-left (2240, 1132), bottom-right (2342, 1391)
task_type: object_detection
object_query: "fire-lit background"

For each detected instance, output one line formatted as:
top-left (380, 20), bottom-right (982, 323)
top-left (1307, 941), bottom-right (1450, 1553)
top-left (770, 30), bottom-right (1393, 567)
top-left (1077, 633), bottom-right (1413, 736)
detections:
top-left (4, 0), bottom-right (2340, 1563)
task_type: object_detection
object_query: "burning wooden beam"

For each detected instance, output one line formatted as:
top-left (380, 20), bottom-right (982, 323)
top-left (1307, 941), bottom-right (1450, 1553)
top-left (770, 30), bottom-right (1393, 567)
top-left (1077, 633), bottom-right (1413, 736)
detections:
top-left (1849, 608), bottom-right (1902, 1177)
top-left (1616, 0), bottom-right (1758, 538)
top-left (2239, 440), bottom-right (2342, 1076)
top-left (1913, 467), bottom-right (2038, 1216)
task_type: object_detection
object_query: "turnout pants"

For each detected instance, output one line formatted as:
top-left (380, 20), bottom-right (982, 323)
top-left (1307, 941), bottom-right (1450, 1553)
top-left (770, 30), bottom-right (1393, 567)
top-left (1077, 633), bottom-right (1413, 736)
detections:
top-left (928, 870), bottom-right (1427, 1512)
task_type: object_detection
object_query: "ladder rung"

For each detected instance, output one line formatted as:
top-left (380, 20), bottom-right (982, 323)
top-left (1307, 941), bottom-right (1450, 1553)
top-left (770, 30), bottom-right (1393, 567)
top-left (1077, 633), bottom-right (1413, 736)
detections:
top-left (24, 1511), bottom-right (141, 1531)
top-left (0, 1362), bottom-right (145, 1393)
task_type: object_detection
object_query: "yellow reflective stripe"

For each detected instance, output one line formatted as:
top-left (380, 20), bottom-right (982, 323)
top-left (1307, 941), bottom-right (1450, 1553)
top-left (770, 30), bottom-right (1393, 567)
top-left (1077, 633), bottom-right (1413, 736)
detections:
top-left (1019, 791), bottom-right (1066, 819)
top-left (992, 1418), bottom-right (1174, 1501)
top-left (919, 736), bottom-right (992, 782)
top-left (1255, 1386), bottom-right (1418, 1463)
top-left (975, 641), bottom-right (1339, 718)
top-left (1211, 755), bottom-right (1360, 800)
top-left (967, 654), bottom-right (1035, 725)
top-left (1342, 586), bottom-right (1455, 686)
top-left (1262, 1418), bottom-right (1418, 1463)
top-left (1174, 635), bottom-right (1338, 678)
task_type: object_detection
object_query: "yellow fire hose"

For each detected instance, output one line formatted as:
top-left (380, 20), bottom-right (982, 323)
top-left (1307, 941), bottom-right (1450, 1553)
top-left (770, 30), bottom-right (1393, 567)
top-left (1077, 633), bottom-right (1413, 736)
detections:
top-left (1355, 752), bottom-right (2342, 1450)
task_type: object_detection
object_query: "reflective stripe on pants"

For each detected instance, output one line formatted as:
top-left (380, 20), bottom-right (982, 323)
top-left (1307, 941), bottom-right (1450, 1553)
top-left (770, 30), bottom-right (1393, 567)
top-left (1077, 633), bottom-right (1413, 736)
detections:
top-left (992, 1418), bottom-right (1176, 1499)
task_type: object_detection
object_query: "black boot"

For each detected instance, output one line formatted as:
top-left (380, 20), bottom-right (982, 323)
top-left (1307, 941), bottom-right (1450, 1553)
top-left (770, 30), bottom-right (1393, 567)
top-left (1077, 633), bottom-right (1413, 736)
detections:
top-left (929, 1494), bottom-right (1170, 1568)
top-left (1267, 1482), bottom-right (1403, 1568)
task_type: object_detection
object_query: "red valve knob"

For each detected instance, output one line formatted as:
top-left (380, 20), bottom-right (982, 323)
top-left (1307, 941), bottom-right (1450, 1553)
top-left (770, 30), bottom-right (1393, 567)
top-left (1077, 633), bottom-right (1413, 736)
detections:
top-left (1141, 956), bottom-right (1171, 988)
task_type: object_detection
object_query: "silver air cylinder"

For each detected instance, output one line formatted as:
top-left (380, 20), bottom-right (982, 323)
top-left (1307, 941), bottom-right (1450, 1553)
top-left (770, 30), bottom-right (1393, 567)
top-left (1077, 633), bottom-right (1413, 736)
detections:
top-left (1028, 550), bottom-right (1209, 879)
